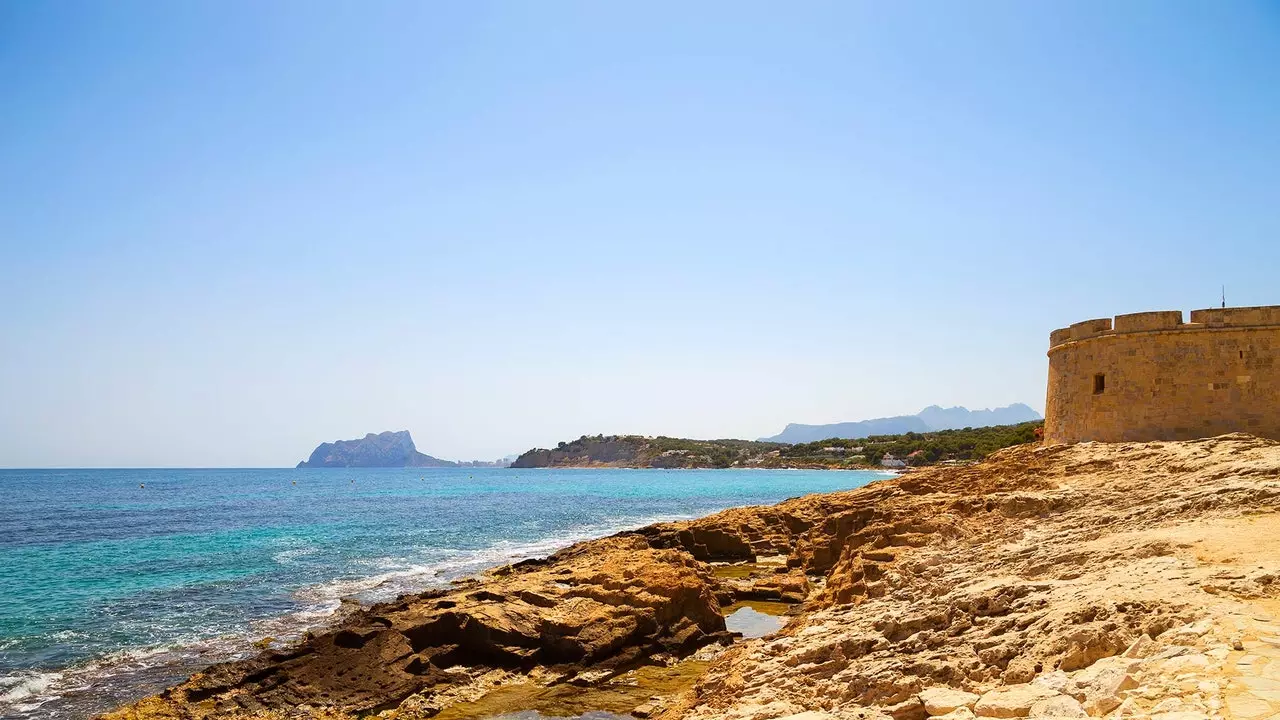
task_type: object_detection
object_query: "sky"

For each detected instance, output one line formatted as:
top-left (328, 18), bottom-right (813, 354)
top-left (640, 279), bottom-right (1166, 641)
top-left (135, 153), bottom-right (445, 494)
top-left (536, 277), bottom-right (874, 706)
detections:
top-left (2, 1), bottom-right (1278, 467)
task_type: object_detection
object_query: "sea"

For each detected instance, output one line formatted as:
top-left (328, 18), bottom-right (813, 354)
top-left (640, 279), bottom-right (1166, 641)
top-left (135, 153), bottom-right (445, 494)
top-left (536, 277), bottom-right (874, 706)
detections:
top-left (0, 466), bottom-right (890, 719)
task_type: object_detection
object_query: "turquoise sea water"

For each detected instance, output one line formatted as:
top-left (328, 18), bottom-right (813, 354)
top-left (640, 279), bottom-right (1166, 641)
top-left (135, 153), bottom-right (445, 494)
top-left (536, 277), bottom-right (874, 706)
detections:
top-left (0, 467), bottom-right (889, 719)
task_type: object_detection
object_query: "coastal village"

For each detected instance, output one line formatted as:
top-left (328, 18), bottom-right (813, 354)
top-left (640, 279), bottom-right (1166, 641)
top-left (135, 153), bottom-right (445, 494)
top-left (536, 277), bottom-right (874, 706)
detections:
top-left (105, 305), bottom-right (1280, 720)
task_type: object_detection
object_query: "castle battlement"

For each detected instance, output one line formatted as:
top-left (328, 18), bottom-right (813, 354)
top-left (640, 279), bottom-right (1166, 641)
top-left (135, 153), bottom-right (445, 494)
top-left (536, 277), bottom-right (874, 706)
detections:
top-left (1049, 306), bottom-right (1280, 350)
top-left (1044, 305), bottom-right (1280, 444)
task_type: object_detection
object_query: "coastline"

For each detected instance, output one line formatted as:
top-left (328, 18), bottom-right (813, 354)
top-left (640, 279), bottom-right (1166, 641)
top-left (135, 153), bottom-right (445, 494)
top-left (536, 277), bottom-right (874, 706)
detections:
top-left (2, 468), bottom-right (891, 720)
top-left (99, 434), bottom-right (1280, 720)
top-left (0, 511), bottom-right (708, 719)
top-left (507, 464), bottom-right (897, 471)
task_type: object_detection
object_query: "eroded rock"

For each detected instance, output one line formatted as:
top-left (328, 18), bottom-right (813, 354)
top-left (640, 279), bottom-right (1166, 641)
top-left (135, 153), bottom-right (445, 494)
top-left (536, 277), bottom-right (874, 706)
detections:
top-left (918, 687), bottom-right (980, 716)
top-left (973, 684), bottom-right (1060, 718)
top-left (660, 435), bottom-right (1280, 720)
top-left (1028, 694), bottom-right (1086, 718)
top-left (103, 536), bottom-right (727, 719)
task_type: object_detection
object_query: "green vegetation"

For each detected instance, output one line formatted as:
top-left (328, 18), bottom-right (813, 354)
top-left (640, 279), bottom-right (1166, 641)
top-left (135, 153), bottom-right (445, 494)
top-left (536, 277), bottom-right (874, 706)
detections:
top-left (778, 421), bottom-right (1044, 467)
top-left (514, 435), bottom-right (785, 469)
top-left (512, 422), bottom-right (1044, 470)
top-left (645, 436), bottom-right (785, 468)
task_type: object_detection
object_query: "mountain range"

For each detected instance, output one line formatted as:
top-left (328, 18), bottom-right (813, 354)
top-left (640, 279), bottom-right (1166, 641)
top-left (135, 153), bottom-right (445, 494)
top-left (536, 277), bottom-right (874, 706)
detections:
top-left (759, 403), bottom-right (1042, 444)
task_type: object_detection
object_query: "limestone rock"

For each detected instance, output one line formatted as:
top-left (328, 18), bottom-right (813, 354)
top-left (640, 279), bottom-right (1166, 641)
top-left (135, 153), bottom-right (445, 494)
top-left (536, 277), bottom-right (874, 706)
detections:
top-left (1121, 634), bottom-right (1156, 659)
top-left (1003, 656), bottom-right (1039, 684)
top-left (724, 569), bottom-right (813, 603)
top-left (973, 684), bottom-right (1061, 718)
top-left (919, 687), bottom-right (980, 716)
top-left (633, 700), bottom-right (662, 718)
top-left (296, 430), bottom-right (456, 468)
top-left (652, 436), bottom-right (1280, 720)
top-left (1111, 698), bottom-right (1141, 718)
top-left (1068, 657), bottom-right (1138, 715)
top-left (1031, 671), bottom-right (1071, 695)
top-left (933, 708), bottom-right (976, 720)
top-left (1028, 695), bottom-right (1087, 718)
top-left (103, 535), bottom-right (726, 719)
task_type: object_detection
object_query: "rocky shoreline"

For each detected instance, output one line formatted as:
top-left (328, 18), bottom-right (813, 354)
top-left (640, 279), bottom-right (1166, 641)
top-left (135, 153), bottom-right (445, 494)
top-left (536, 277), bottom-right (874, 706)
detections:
top-left (105, 434), bottom-right (1280, 720)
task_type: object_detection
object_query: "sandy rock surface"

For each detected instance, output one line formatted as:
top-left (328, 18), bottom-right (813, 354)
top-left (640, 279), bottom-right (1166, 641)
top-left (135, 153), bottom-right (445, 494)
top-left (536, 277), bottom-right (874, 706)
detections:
top-left (661, 434), bottom-right (1280, 720)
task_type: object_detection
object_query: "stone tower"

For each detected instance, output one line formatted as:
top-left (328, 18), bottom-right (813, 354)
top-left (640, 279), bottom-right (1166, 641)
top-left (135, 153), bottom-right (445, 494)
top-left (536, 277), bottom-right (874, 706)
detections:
top-left (1044, 306), bottom-right (1280, 444)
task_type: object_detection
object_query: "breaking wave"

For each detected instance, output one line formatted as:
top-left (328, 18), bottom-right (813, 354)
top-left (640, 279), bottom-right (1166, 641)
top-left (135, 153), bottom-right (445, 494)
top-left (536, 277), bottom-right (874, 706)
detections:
top-left (0, 512), bottom-right (695, 720)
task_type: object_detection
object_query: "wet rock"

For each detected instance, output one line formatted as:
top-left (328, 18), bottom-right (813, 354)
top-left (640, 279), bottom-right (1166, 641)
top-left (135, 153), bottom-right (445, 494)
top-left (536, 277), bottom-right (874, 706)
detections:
top-left (104, 536), bottom-right (725, 719)
top-left (725, 570), bottom-right (812, 603)
top-left (633, 699), bottom-right (662, 718)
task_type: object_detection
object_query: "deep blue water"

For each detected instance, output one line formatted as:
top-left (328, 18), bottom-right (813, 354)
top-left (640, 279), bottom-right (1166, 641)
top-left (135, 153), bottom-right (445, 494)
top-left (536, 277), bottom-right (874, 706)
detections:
top-left (0, 467), bottom-right (888, 719)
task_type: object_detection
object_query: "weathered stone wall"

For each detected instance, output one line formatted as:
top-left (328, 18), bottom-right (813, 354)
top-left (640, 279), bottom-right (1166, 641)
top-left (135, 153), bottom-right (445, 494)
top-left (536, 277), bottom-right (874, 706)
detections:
top-left (1044, 306), bottom-right (1280, 444)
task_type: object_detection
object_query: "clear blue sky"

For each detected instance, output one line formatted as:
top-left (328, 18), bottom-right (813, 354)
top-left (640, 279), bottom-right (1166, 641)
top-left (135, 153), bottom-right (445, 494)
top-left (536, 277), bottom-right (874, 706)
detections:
top-left (2, 2), bottom-right (1278, 467)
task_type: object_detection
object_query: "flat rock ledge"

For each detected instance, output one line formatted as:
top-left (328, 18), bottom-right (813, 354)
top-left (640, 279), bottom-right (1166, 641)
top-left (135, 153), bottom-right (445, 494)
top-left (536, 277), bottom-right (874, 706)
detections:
top-left (104, 535), bottom-right (732, 719)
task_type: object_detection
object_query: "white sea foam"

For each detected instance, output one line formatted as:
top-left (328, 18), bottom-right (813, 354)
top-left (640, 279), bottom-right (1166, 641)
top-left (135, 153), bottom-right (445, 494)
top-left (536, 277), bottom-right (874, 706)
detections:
top-left (289, 512), bottom-right (699, 611)
top-left (272, 546), bottom-right (320, 564)
top-left (0, 636), bottom-right (248, 719)
top-left (0, 511), bottom-right (700, 720)
top-left (0, 670), bottom-right (62, 705)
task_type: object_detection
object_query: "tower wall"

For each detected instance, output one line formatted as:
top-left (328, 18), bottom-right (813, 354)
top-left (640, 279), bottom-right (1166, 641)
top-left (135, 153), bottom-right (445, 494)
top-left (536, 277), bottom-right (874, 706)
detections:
top-left (1044, 307), bottom-right (1280, 444)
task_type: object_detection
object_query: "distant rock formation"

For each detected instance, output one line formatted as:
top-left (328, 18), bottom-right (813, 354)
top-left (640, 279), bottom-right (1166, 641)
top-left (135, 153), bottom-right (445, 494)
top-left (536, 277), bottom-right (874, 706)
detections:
top-left (916, 403), bottom-right (1043, 430)
top-left (762, 416), bottom-right (931, 445)
top-left (761, 403), bottom-right (1042, 444)
top-left (296, 430), bottom-right (458, 468)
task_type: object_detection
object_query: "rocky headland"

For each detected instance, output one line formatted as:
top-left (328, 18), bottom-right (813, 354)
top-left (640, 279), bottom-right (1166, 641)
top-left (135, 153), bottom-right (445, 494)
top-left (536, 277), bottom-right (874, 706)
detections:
top-left (510, 435), bottom-right (788, 469)
top-left (110, 434), bottom-right (1280, 720)
top-left (297, 431), bottom-right (458, 468)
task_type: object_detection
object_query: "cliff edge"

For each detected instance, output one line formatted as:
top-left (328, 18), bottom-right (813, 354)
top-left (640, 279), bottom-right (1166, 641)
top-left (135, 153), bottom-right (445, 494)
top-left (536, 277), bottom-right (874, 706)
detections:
top-left (109, 434), bottom-right (1280, 720)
